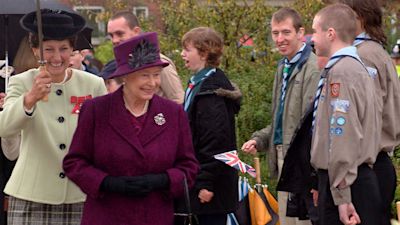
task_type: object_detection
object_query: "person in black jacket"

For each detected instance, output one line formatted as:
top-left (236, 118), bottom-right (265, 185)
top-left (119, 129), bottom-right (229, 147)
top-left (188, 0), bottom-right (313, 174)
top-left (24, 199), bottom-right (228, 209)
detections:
top-left (179, 27), bottom-right (241, 225)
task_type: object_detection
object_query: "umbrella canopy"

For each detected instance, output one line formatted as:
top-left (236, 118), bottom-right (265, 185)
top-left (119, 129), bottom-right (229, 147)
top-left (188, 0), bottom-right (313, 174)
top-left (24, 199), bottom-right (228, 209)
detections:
top-left (0, 0), bottom-right (90, 64)
top-left (249, 157), bottom-right (279, 225)
top-left (227, 177), bottom-right (252, 225)
top-left (227, 159), bottom-right (279, 225)
top-left (248, 185), bottom-right (279, 225)
top-left (0, 14), bottom-right (25, 65)
top-left (0, 0), bottom-right (72, 15)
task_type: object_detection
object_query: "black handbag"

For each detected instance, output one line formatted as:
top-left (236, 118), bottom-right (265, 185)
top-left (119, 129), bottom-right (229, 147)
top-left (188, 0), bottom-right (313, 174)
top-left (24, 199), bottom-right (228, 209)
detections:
top-left (174, 176), bottom-right (198, 225)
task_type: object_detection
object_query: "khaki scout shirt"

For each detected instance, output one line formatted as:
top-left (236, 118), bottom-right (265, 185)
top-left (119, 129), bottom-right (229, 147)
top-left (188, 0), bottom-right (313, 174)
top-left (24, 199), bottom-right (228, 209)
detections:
top-left (357, 40), bottom-right (400, 152)
top-left (158, 54), bottom-right (184, 104)
top-left (310, 56), bottom-right (379, 206)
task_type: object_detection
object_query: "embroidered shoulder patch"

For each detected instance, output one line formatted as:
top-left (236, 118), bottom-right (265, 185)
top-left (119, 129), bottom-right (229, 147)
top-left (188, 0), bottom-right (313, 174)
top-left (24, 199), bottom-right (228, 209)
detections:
top-left (366, 66), bottom-right (377, 79)
top-left (330, 99), bottom-right (350, 113)
top-left (330, 83), bottom-right (340, 98)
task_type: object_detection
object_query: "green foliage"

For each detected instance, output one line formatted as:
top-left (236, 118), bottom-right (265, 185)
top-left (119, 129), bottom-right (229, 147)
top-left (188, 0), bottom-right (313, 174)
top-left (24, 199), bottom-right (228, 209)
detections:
top-left (291, 0), bottom-right (325, 33)
top-left (94, 41), bottom-right (114, 64)
top-left (382, 2), bottom-right (400, 50)
top-left (158, 0), bottom-right (274, 68)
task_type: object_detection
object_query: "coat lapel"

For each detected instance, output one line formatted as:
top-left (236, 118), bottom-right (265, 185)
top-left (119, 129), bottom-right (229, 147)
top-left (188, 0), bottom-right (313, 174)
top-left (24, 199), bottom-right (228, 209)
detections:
top-left (108, 88), bottom-right (146, 157)
top-left (289, 65), bottom-right (300, 82)
top-left (139, 95), bottom-right (167, 146)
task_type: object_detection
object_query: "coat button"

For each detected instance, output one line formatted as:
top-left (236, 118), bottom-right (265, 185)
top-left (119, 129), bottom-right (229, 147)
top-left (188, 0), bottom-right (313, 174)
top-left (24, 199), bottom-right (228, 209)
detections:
top-left (59, 172), bottom-right (66, 178)
top-left (58, 116), bottom-right (65, 123)
top-left (59, 144), bottom-right (66, 150)
top-left (56, 89), bottom-right (63, 96)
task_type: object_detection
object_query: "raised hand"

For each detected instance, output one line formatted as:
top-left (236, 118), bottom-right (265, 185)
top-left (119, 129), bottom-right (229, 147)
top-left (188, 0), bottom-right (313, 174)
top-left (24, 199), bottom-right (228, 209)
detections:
top-left (24, 67), bottom-right (52, 109)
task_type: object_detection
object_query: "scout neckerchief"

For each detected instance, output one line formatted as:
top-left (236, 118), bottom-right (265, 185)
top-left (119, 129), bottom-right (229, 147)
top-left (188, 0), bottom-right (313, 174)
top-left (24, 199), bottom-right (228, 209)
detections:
top-left (353, 32), bottom-right (373, 47)
top-left (280, 43), bottom-right (306, 105)
top-left (311, 46), bottom-right (364, 132)
top-left (183, 67), bottom-right (216, 112)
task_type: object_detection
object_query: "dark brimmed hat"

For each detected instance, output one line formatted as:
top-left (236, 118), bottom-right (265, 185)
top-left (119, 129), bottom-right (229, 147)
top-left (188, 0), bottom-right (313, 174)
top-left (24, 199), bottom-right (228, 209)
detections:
top-left (109, 32), bottom-right (169, 79)
top-left (99, 60), bottom-right (117, 80)
top-left (75, 26), bottom-right (93, 50)
top-left (20, 9), bottom-right (85, 40)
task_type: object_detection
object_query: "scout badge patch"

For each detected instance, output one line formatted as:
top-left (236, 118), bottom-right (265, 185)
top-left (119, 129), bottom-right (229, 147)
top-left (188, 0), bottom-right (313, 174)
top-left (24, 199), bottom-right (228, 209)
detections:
top-left (330, 83), bottom-right (340, 98)
top-left (330, 99), bottom-right (350, 113)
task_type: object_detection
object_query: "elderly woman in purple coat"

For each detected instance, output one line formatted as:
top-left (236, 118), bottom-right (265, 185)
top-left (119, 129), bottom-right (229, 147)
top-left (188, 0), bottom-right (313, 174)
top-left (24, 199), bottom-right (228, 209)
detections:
top-left (63, 32), bottom-right (199, 225)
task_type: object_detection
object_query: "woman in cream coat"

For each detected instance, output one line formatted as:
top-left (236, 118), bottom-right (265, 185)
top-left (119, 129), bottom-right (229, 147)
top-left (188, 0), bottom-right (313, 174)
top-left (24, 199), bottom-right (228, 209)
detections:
top-left (0, 9), bottom-right (106, 224)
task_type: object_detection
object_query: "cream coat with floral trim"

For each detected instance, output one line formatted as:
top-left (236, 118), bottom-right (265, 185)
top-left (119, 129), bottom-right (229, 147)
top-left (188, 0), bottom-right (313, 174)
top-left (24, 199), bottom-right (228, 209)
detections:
top-left (0, 68), bottom-right (106, 204)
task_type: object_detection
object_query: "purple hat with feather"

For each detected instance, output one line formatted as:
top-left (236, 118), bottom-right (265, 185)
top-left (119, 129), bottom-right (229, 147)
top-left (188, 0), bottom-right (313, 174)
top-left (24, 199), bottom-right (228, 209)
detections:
top-left (109, 32), bottom-right (169, 79)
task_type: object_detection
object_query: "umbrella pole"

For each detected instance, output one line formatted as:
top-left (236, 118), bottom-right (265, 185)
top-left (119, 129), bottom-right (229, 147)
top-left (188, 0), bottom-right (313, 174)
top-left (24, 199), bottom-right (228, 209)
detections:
top-left (4, 15), bottom-right (9, 93)
top-left (254, 157), bottom-right (262, 193)
top-left (5, 53), bottom-right (9, 93)
top-left (35, 0), bottom-right (48, 101)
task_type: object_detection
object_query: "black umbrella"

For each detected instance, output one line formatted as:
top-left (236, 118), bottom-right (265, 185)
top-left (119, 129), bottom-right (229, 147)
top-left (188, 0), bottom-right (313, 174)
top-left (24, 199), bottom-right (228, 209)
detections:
top-left (0, 0), bottom-right (72, 14)
top-left (0, 0), bottom-right (73, 63)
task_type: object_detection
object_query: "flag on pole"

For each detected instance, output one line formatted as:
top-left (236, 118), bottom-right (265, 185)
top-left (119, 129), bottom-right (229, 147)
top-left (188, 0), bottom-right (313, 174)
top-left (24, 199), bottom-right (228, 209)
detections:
top-left (214, 150), bottom-right (256, 178)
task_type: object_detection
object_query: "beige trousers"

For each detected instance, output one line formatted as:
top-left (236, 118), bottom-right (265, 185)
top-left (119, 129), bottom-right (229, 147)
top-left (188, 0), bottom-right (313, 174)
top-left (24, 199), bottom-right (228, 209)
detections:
top-left (276, 145), bottom-right (311, 225)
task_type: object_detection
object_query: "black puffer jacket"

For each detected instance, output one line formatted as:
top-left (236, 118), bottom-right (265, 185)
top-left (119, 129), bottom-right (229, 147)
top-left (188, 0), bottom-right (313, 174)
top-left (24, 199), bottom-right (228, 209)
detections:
top-left (184, 68), bottom-right (241, 215)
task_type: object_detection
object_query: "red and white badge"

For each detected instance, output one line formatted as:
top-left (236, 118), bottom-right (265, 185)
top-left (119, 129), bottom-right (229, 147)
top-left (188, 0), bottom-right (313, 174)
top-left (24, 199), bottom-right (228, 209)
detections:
top-left (330, 83), bottom-right (340, 98)
top-left (71, 95), bottom-right (92, 114)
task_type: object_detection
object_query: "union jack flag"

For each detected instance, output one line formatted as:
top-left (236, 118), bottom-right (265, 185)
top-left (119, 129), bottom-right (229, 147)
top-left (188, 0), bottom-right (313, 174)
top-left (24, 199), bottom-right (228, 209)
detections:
top-left (214, 150), bottom-right (256, 178)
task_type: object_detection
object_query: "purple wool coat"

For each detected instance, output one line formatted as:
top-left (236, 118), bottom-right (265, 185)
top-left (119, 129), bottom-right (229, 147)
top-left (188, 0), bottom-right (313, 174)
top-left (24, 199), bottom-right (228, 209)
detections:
top-left (63, 88), bottom-right (199, 225)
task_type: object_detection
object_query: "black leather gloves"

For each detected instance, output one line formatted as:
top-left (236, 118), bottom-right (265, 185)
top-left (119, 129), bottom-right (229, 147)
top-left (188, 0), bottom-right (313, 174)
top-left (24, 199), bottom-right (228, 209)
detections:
top-left (142, 173), bottom-right (170, 190)
top-left (100, 176), bottom-right (149, 196)
top-left (100, 173), bottom-right (170, 196)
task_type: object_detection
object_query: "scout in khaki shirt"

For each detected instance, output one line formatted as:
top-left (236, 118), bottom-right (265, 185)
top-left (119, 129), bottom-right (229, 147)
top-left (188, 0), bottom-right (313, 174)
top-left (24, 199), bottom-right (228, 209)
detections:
top-left (338, 1), bottom-right (400, 224)
top-left (310, 4), bottom-right (382, 225)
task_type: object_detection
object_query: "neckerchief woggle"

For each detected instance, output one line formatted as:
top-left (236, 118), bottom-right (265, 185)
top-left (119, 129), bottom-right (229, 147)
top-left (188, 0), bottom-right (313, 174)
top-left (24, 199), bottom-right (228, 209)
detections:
top-left (183, 67), bottom-right (216, 112)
